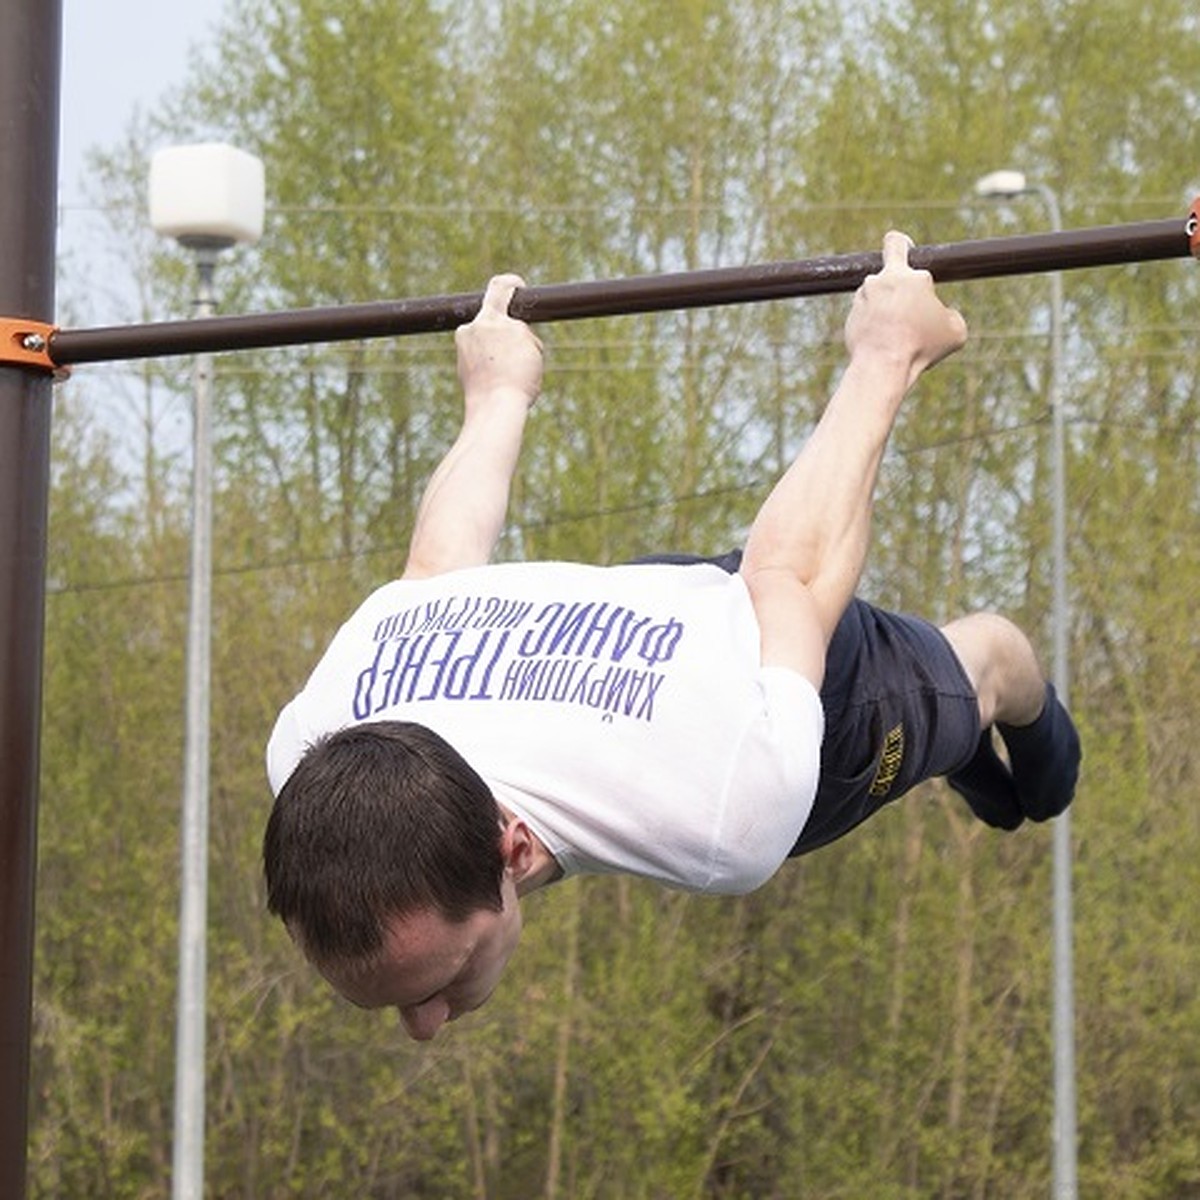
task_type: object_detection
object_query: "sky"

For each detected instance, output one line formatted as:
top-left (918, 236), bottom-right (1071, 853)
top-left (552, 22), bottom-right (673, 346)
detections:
top-left (58, 0), bottom-right (233, 333)
top-left (56, 0), bottom-right (234, 455)
top-left (59, 0), bottom-right (230, 204)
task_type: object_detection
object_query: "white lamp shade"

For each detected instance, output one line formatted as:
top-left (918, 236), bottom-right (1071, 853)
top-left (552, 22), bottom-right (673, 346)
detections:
top-left (974, 169), bottom-right (1028, 198)
top-left (149, 143), bottom-right (265, 247)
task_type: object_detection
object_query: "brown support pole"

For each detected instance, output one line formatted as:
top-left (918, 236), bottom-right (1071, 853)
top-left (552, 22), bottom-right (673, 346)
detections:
top-left (0, 3), bottom-right (61, 1198)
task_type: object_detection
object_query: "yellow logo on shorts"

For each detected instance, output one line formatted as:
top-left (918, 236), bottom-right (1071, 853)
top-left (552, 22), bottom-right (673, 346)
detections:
top-left (869, 723), bottom-right (905, 798)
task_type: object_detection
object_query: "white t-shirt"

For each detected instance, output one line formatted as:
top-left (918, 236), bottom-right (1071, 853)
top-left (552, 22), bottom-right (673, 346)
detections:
top-left (267, 561), bottom-right (823, 894)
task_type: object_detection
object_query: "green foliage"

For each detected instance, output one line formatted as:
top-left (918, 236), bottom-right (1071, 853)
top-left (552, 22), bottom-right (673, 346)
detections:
top-left (34, 0), bottom-right (1200, 1195)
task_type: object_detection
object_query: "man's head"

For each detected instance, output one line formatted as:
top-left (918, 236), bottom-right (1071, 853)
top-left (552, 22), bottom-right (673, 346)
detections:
top-left (263, 720), bottom-right (527, 1038)
top-left (316, 883), bottom-right (525, 1040)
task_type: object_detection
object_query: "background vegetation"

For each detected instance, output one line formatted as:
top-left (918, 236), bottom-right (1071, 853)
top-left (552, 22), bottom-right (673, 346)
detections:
top-left (35, 0), bottom-right (1200, 1195)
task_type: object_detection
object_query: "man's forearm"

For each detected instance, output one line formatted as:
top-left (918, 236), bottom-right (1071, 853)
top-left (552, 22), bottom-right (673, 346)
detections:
top-left (402, 386), bottom-right (530, 579)
top-left (402, 275), bottom-right (542, 581)
top-left (741, 354), bottom-right (908, 641)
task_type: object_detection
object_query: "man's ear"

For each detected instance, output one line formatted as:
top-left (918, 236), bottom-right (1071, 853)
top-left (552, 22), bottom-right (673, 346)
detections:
top-left (499, 817), bottom-right (536, 883)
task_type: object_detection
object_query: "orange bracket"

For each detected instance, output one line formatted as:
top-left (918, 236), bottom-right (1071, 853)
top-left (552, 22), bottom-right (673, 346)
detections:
top-left (1190, 197), bottom-right (1200, 259)
top-left (1, 317), bottom-right (68, 378)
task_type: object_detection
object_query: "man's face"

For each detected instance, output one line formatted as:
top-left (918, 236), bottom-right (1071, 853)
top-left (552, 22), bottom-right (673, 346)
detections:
top-left (316, 877), bottom-right (523, 1041)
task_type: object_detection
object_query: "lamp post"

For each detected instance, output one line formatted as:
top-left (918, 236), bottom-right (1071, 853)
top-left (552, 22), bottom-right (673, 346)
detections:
top-left (975, 169), bottom-right (1074, 1199)
top-left (149, 143), bottom-right (264, 1200)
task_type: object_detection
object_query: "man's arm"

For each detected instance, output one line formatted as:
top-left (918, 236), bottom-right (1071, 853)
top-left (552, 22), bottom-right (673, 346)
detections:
top-left (403, 274), bottom-right (544, 580)
top-left (739, 232), bottom-right (968, 686)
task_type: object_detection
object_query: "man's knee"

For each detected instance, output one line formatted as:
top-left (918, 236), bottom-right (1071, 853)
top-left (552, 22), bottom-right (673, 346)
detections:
top-left (941, 612), bottom-right (1044, 728)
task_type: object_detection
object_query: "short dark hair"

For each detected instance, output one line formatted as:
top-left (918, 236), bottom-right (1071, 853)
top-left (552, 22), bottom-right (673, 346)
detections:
top-left (263, 721), bottom-right (505, 963)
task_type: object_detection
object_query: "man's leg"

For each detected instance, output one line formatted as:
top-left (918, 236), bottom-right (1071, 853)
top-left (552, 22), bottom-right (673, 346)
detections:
top-left (941, 613), bottom-right (1081, 826)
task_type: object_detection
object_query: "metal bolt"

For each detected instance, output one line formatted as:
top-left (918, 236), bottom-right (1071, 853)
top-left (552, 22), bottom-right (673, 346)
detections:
top-left (21, 333), bottom-right (46, 353)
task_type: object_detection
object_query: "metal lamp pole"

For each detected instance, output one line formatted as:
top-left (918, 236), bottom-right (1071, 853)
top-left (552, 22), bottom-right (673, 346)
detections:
top-left (172, 239), bottom-right (222, 1200)
top-left (149, 144), bottom-right (264, 1200)
top-left (976, 171), bottom-right (1074, 1199)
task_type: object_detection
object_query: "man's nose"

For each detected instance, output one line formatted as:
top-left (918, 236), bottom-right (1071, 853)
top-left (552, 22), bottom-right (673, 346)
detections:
top-left (399, 996), bottom-right (451, 1041)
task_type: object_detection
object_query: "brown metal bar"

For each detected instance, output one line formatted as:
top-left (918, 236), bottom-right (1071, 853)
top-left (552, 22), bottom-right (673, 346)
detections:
top-left (49, 212), bottom-right (1195, 367)
top-left (0, 4), bottom-right (62, 1199)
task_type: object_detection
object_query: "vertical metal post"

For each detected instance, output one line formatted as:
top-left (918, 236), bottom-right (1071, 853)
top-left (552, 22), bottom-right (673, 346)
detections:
top-left (1037, 184), bottom-right (1077, 1200)
top-left (172, 248), bottom-right (218, 1200)
top-left (975, 171), bottom-right (1076, 1196)
top-left (0, 4), bottom-right (61, 1199)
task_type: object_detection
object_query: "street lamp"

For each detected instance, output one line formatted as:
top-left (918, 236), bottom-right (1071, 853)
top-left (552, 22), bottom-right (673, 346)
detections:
top-left (149, 143), bottom-right (264, 1200)
top-left (975, 169), bottom-right (1075, 1200)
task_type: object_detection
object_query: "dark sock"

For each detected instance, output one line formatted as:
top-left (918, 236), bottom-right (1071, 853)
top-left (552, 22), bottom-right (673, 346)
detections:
top-left (947, 728), bottom-right (1024, 830)
top-left (996, 682), bottom-right (1081, 822)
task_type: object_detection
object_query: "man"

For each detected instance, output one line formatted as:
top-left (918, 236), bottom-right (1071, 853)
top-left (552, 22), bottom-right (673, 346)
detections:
top-left (264, 234), bottom-right (1080, 1041)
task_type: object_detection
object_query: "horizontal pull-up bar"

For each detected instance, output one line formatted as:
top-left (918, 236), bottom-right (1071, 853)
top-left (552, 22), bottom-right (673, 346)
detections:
top-left (46, 203), bottom-right (1200, 368)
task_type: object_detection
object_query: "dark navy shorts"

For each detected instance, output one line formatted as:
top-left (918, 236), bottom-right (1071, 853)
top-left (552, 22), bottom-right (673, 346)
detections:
top-left (633, 551), bottom-right (982, 855)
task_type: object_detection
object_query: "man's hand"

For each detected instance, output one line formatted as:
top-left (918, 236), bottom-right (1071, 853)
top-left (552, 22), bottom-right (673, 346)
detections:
top-left (455, 274), bottom-right (543, 416)
top-left (844, 231), bottom-right (967, 391)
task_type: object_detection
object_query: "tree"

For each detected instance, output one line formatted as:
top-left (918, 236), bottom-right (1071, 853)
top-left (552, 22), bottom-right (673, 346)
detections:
top-left (35, 0), bottom-right (1200, 1194)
